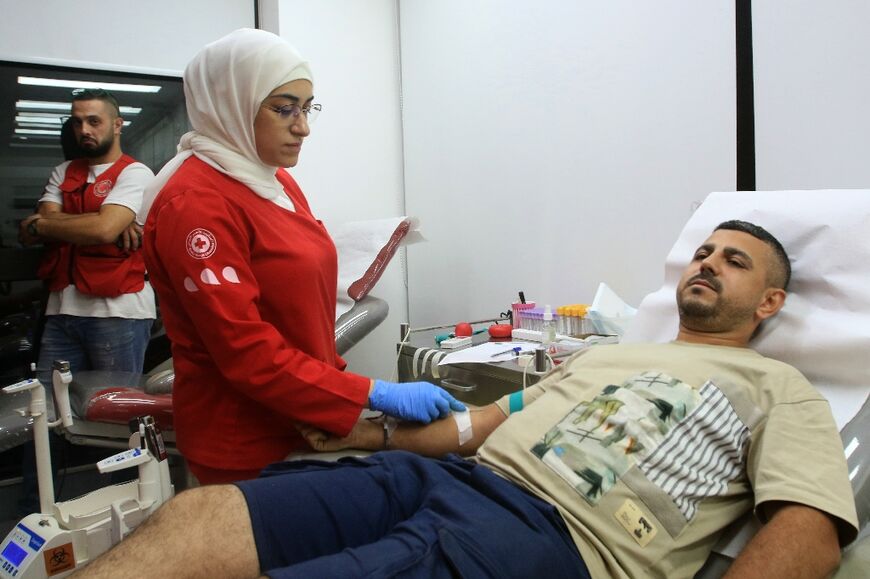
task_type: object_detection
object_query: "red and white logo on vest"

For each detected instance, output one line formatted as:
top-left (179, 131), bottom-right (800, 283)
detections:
top-left (186, 228), bottom-right (217, 259)
top-left (93, 180), bottom-right (114, 197)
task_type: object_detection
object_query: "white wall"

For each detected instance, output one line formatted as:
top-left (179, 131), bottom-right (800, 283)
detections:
top-left (400, 1), bottom-right (737, 327)
top-left (753, 1), bottom-right (870, 189)
top-left (273, 1), bottom-right (408, 379)
top-left (13, 1), bottom-right (854, 383)
top-left (0, 0), bottom-right (254, 73)
top-left (271, 1), bottom-right (738, 378)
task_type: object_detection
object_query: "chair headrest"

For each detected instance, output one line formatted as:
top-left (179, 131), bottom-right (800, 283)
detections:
top-left (623, 190), bottom-right (870, 428)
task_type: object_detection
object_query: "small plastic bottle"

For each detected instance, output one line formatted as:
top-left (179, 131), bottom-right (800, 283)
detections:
top-left (541, 304), bottom-right (556, 346)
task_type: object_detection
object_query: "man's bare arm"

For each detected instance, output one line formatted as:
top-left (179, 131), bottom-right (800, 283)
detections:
top-left (299, 403), bottom-right (508, 457)
top-left (724, 501), bottom-right (841, 579)
top-left (33, 201), bottom-right (136, 245)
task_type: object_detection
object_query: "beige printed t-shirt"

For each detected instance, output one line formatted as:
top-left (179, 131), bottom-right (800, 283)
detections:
top-left (476, 341), bottom-right (858, 579)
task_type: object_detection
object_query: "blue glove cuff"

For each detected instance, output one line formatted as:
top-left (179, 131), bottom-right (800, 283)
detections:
top-left (370, 379), bottom-right (387, 408)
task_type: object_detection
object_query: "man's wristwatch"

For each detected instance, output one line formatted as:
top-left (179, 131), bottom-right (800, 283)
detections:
top-left (27, 219), bottom-right (40, 238)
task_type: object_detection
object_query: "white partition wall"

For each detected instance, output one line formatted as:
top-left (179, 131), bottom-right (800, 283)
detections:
top-left (753, 1), bottom-right (870, 189)
top-left (274, 1), bottom-right (408, 379)
top-left (399, 1), bottom-right (738, 326)
top-left (274, 1), bottom-right (405, 225)
top-left (0, 0), bottom-right (253, 72)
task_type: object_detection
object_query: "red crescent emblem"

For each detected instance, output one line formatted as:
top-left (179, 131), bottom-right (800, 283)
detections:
top-left (186, 229), bottom-right (217, 259)
top-left (93, 180), bottom-right (113, 197)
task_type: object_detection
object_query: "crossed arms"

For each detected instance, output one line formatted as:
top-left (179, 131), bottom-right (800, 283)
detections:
top-left (19, 201), bottom-right (142, 251)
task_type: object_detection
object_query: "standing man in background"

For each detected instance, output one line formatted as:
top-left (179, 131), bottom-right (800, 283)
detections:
top-left (18, 88), bottom-right (156, 387)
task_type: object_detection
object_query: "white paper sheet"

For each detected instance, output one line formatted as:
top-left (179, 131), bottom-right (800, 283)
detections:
top-left (587, 282), bottom-right (637, 337)
top-left (438, 342), bottom-right (538, 366)
top-left (330, 217), bottom-right (422, 320)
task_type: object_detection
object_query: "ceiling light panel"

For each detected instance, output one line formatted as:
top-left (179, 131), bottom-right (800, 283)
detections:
top-left (16, 115), bottom-right (62, 125)
top-left (18, 76), bottom-right (161, 93)
top-left (15, 128), bottom-right (61, 136)
top-left (17, 101), bottom-right (143, 115)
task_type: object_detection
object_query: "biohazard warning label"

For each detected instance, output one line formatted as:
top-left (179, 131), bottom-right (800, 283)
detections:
top-left (43, 542), bottom-right (76, 576)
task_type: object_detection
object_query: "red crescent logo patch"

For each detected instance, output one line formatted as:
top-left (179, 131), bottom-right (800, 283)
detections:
top-left (186, 228), bottom-right (217, 259)
top-left (93, 180), bottom-right (113, 197)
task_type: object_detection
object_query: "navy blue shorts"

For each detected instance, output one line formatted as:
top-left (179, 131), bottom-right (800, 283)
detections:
top-left (236, 451), bottom-right (589, 578)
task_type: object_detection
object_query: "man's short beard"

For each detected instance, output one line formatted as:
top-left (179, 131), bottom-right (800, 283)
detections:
top-left (677, 298), bottom-right (721, 331)
top-left (80, 134), bottom-right (114, 158)
top-left (678, 299), bottom-right (716, 320)
top-left (677, 290), bottom-right (756, 333)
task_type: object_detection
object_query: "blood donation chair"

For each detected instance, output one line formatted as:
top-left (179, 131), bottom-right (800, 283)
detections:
top-left (0, 217), bottom-right (411, 461)
top-left (621, 190), bottom-right (870, 578)
top-left (287, 193), bottom-right (870, 576)
top-left (286, 191), bottom-right (870, 576)
top-left (57, 294), bottom-right (389, 454)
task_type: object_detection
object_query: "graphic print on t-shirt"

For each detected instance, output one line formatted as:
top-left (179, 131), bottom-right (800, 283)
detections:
top-left (531, 372), bottom-right (749, 520)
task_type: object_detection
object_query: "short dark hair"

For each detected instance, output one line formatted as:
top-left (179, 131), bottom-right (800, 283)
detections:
top-left (71, 88), bottom-right (120, 117)
top-left (715, 220), bottom-right (791, 289)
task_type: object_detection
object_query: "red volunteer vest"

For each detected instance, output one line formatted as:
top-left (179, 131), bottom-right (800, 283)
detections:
top-left (37, 155), bottom-right (147, 297)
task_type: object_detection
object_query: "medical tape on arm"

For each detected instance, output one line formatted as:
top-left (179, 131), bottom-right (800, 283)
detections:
top-left (453, 409), bottom-right (472, 446)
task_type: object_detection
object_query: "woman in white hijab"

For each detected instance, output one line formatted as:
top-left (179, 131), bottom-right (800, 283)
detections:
top-left (142, 28), bottom-right (463, 484)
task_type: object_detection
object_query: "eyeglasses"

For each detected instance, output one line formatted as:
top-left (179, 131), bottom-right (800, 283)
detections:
top-left (262, 103), bottom-right (322, 124)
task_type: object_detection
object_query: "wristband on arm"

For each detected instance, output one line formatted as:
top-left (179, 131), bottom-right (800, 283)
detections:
top-left (382, 416), bottom-right (397, 449)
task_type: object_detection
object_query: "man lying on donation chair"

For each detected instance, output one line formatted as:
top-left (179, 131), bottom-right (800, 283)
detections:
top-left (75, 220), bottom-right (857, 579)
top-left (623, 189), bottom-right (870, 578)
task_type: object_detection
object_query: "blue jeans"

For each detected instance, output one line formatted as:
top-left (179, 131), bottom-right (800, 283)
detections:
top-left (36, 315), bottom-right (153, 386)
top-left (19, 315), bottom-right (152, 514)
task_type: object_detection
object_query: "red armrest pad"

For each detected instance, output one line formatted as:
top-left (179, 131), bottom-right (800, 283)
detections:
top-left (347, 218), bottom-right (411, 301)
top-left (85, 387), bottom-right (174, 431)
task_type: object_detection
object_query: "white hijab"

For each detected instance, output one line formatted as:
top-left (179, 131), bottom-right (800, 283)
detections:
top-left (140, 28), bottom-right (313, 221)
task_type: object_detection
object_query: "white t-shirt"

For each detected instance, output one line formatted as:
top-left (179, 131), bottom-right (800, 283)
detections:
top-left (39, 160), bottom-right (157, 319)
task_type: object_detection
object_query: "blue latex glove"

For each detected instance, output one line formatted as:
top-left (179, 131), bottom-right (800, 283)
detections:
top-left (369, 380), bottom-right (466, 423)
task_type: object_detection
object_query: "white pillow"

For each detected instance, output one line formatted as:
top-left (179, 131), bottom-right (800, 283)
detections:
top-left (623, 190), bottom-right (870, 428)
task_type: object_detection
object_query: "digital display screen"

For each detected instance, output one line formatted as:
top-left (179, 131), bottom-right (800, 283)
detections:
top-left (1, 541), bottom-right (27, 567)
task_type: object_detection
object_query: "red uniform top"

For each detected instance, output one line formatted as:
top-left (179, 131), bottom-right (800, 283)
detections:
top-left (143, 156), bottom-right (370, 469)
top-left (37, 155), bottom-right (147, 296)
